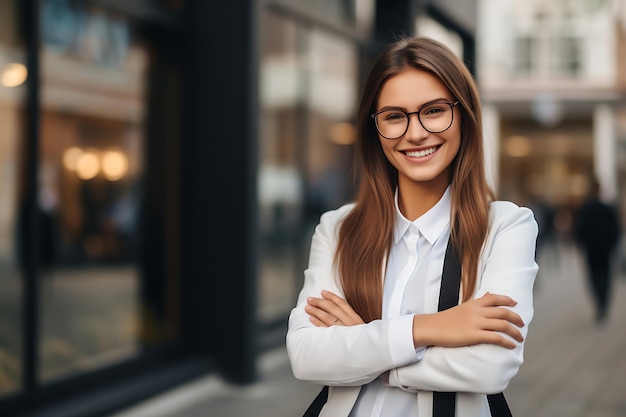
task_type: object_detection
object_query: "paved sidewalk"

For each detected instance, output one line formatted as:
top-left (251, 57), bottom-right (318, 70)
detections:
top-left (111, 241), bottom-right (626, 417)
top-left (505, 241), bottom-right (626, 417)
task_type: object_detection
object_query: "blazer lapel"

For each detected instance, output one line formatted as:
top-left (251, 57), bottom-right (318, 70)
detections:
top-left (320, 386), bottom-right (361, 417)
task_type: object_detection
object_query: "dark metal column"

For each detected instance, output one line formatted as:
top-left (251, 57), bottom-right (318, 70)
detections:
top-left (21, 0), bottom-right (41, 400)
top-left (181, 0), bottom-right (259, 384)
top-left (373, 0), bottom-right (420, 55)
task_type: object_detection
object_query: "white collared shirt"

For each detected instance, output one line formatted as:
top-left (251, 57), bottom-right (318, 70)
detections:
top-left (287, 196), bottom-right (538, 417)
top-left (349, 187), bottom-right (452, 417)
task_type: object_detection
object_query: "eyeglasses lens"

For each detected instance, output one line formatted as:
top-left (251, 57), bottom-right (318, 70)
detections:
top-left (375, 103), bottom-right (454, 138)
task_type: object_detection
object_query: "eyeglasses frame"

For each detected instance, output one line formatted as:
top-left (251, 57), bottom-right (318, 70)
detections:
top-left (370, 100), bottom-right (460, 139)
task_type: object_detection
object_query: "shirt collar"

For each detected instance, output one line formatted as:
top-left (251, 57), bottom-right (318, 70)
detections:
top-left (393, 186), bottom-right (452, 246)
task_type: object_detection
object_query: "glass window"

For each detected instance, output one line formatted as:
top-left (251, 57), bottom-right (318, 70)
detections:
top-left (293, 0), bottom-right (355, 24)
top-left (553, 36), bottom-right (582, 76)
top-left (416, 16), bottom-right (464, 58)
top-left (0, 0), bottom-right (26, 398)
top-left (306, 28), bottom-right (357, 213)
top-left (258, 14), bottom-right (301, 323)
top-left (37, 0), bottom-right (178, 382)
top-left (515, 36), bottom-right (533, 75)
top-left (499, 120), bottom-right (594, 208)
top-left (258, 11), bottom-right (358, 325)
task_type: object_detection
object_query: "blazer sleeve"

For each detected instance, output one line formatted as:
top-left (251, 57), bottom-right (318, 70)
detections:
top-left (387, 203), bottom-right (539, 394)
top-left (286, 205), bottom-right (420, 387)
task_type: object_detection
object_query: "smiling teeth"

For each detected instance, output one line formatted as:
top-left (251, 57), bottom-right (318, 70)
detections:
top-left (405, 147), bottom-right (437, 157)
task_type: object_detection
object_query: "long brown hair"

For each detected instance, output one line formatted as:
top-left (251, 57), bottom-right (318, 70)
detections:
top-left (335, 37), bottom-right (495, 323)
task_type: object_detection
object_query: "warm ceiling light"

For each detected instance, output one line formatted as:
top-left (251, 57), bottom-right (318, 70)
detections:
top-left (505, 135), bottom-right (531, 157)
top-left (63, 147), bottom-right (83, 171)
top-left (1, 63), bottom-right (28, 87)
top-left (76, 150), bottom-right (100, 180)
top-left (570, 173), bottom-right (589, 196)
top-left (328, 122), bottom-right (356, 145)
top-left (102, 150), bottom-right (128, 181)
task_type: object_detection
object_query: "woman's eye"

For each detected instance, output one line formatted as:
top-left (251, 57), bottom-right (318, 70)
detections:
top-left (383, 112), bottom-right (405, 122)
top-left (422, 105), bottom-right (446, 116)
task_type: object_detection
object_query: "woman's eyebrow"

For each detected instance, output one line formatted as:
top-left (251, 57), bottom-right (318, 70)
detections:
top-left (377, 97), bottom-right (454, 112)
top-left (377, 105), bottom-right (407, 112)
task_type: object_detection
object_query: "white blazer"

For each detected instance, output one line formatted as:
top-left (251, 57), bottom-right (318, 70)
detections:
top-left (286, 201), bottom-right (539, 417)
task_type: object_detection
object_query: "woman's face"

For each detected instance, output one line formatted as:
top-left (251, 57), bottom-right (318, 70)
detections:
top-left (375, 68), bottom-right (461, 191)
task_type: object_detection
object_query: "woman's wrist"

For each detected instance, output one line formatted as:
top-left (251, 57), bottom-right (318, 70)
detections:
top-left (412, 314), bottom-right (434, 348)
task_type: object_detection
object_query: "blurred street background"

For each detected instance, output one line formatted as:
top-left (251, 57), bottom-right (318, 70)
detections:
top-left (110, 240), bottom-right (626, 417)
top-left (1, 0), bottom-right (626, 416)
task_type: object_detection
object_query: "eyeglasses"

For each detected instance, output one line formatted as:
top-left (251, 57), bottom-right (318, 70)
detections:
top-left (370, 101), bottom-right (459, 139)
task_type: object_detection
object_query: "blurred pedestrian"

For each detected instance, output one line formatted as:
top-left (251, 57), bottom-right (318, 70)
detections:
top-left (287, 37), bottom-right (538, 417)
top-left (527, 195), bottom-right (555, 256)
top-left (526, 194), bottom-right (556, 282)
top-left (574, 177), bottom-right (621, 324)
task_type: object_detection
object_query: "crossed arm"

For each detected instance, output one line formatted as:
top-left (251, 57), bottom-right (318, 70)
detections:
top-left (286, 203), bottom-right (538, 392)
top-left (307, 290), bottom-right (524, 350)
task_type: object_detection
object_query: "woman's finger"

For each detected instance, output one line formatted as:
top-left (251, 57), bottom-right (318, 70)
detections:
top-left (321, 290), bottom-right (351, 310)
top-left (309, 314), bottom-right (334, 328)
top-left (485, 307), bottom-right (525, 327)
top-left (305, 303), bottom-right (338, 327)
top-left (308, 297), bottom-right (345, 319)
top-left (309, 294), bottom-right (360, 324)
top-left (479, 293), bottom-right (518, 307)
top-left (321, 291), bottom-right (365, 325)
top-left (483, 318), bottom-right (524, 343)
top-left (482, 331), bottom-right (517, 349)
top-left (306, 293), bottom-right (364, 327)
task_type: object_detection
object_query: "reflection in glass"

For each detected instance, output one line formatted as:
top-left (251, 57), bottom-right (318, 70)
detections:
top-left (306, 28), bottom-right (356, 213)
top-left (259, 14), bottom-right (301, 323)
top-left (293, 0), bottom-right (355, 23)
top-left (1, 62), bottom-right (28, 87)
top-left (0, 0), bottom-right (25, 398)
top-left (38, 0), bottom-right (146, 382)
top-left (258, 13), bottom-right (357, 324)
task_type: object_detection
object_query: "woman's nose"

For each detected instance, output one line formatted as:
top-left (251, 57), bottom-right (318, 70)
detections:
top-left (404, 113), bottom-right (429, 141)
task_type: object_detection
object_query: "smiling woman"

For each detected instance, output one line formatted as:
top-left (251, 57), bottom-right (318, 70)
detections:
top-left (287, 37), bottom-right (539, 417)
top-left (374, 69), bottom-right (462, 201)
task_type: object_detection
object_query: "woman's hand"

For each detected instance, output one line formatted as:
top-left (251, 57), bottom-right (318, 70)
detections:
top-left (305, 290), bottom-right (365, 327)
top-left (412, 292), bottom-right (525, 350)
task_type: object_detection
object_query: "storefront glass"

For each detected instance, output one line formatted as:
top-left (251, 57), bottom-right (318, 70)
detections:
top-left (294, 0), bottom-right (355, 23)
top-left (258, 13), bottom-right (301, 323)
top-left (258, 10), bottom-right (357, 325)
top-left (0, 0), bottom-right (25, 398)
top-left (499, 118), bottom-right (594, 211)
top-left (38, 0), bottom-right (147, 382)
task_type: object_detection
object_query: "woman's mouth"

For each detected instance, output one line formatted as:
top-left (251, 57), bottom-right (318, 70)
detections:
top-left (404, 145), bottom-right (439, 158)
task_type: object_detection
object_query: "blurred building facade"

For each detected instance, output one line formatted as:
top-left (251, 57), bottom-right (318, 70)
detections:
top-left (477, 0), bottom-right (626, 229)
top-left (0, 0), bottom-right (477, 416)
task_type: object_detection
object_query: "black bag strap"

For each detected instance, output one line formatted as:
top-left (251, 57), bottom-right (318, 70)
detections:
top-left (303, 239), bottom-right (513, 417)
top-left (488, 391), bottom-right (513, 417)
top-left (438, 236), bottom-right (463, 311)
top-left (303, 385), bottom-right (328, 417)
top-left (433, 238), bottom-right (512, 417)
